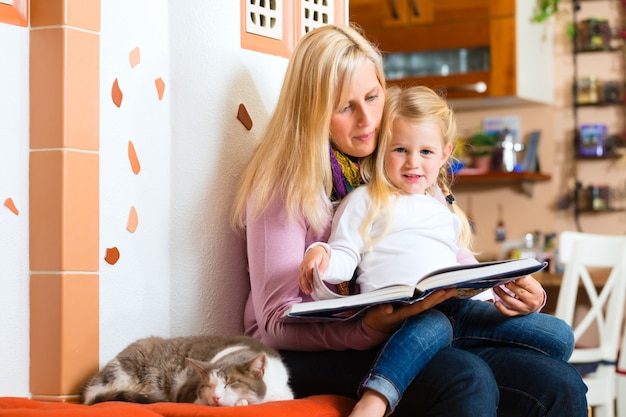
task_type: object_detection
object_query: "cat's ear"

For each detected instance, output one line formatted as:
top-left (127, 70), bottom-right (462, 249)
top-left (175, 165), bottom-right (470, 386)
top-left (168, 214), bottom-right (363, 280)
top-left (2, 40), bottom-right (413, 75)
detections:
top-left (187, 357), bottom-right (210, 380)
top-left (247, 353), bottom-right (266, 378)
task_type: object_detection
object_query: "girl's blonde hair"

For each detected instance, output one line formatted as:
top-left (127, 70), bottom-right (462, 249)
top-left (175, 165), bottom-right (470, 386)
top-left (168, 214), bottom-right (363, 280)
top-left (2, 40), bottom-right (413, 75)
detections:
top-left (361, 85), bottom-right (474, 251)
top-left (231, 24), bottom-right (385, 234)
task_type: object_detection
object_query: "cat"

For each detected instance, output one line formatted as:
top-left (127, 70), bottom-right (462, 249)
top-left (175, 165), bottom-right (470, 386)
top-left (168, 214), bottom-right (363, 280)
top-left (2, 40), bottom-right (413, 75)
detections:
top-left (80, 335), bottom-right (294, 406)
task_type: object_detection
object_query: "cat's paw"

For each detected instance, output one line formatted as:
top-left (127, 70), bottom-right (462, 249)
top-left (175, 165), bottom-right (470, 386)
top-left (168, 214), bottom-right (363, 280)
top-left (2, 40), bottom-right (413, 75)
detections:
top-left (234, 399), bottom-right (249, 406)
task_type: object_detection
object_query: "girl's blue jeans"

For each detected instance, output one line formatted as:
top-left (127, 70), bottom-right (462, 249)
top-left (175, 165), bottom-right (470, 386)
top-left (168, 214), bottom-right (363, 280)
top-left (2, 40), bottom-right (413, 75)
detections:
top-left (361, 298), bottom-right (585, 416)
top-left (360, 308), bottom-right (451, 414)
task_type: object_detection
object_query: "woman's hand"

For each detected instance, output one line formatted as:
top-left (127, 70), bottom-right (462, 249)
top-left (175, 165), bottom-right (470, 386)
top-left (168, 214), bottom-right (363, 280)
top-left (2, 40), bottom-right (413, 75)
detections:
top-left (363, 288), bottom-right (457, 334)
top-left (298, 245), bottom-right (329, 295)
top-left (492, 275), bottom-right (545, 316)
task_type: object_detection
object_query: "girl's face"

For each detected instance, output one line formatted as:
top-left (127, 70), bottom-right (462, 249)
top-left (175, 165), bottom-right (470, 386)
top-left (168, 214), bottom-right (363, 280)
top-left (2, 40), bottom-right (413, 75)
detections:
top-left (329, 62), bottom-right (384, 158)
top-left (384, 119), bottom-right (452, 195)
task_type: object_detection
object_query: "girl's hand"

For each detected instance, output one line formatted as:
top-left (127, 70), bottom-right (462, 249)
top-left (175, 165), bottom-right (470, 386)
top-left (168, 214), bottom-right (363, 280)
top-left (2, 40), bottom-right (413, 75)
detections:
top-left (492, 275), bottom-right (545, 316)
top-left (298, 246), bottom-right (329, 295)
top-left (363, 288), bottom-right (457, 334)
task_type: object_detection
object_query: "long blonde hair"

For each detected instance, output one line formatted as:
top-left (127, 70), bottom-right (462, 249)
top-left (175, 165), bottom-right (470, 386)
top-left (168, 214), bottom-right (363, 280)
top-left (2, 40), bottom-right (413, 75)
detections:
top-left (361, 86), bottom-right (474, 250)
top-left (231, 25), bottom-right (385, 233)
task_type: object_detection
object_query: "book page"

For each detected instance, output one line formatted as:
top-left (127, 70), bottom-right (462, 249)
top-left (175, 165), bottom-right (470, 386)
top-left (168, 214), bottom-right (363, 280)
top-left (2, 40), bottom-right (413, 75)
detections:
top-left (310, 263), bottom-right (347, 301)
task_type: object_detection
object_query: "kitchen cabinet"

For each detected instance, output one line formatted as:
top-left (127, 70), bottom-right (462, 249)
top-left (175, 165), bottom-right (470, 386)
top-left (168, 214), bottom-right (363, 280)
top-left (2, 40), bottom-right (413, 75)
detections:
top-left (349, 0), bottom-right (553, 109)
top-left (349, 0), bottom-right (513, 29)
top-left (570, 0), bottom-right (626, 219)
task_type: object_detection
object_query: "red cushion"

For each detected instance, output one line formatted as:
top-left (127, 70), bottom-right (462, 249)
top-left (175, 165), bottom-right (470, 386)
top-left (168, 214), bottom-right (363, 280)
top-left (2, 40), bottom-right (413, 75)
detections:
top-left (0, 395), bottom-right (354, 417)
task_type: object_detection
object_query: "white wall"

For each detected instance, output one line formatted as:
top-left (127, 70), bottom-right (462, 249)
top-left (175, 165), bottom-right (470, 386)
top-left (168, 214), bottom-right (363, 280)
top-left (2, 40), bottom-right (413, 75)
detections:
top-left (99, 0), bottom-right (288, 364)
top-left (0, 21), bottom-right (30, 397)
top-left (99, 0), bottom-right (173, 364)
top-left (167, 1), bottom-right (287, 337)
top-left (0, 0), bottom-right (289, 394)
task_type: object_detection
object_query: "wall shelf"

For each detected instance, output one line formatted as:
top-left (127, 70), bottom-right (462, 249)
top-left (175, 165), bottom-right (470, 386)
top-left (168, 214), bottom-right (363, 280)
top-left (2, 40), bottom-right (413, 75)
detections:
top-left (575, 153), bottom-right (623, 160)
top-left (454, 171), bottom-right (551, 183)
top-left (574, 102), bottom-right (624, 108)
top-left (570, 0), bottom-right (626, 228)
top-left (452, 171), bottom-right (551, 197)
top-left (577, 208), bottom-right (626, 214)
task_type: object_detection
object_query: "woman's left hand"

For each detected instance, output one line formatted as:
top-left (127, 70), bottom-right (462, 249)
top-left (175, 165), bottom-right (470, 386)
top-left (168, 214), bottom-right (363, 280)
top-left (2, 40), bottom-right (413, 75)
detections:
top-left (492, 275), bottom-right (546, 316)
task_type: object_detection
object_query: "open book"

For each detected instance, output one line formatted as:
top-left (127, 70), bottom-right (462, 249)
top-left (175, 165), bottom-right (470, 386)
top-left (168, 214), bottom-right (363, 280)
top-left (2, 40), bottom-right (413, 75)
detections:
top-left (286, 258), bottom-right (547, 320)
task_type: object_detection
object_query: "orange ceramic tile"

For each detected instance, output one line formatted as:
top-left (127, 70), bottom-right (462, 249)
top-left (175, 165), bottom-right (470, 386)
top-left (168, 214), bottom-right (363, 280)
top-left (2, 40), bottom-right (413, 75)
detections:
top-left (62, 151), bottom-right (99, 272)
top-left (29, 0), bottom-right (101, 401)
top-left (30, 274), bottom-right (99, 396)
top-left (66, 0), bottom-right (101, 32)
top-left (0, 0), bottom-right (28, 26)
top-left (31, 0), bottom-right (100, 31)
top-left (4, 198), bottom-right (19, 215)
top-left (30, 0), bottom-right (64, 27)
top-left (129, 46), bottom-right (140, 68)
top-left (66, 29), bottom-right (99, 151)
top-left (128, 140), bottom-right (141, 174)
top-left (111, 78), bottom-right (123, 108)
top-left (127, 206), bottom-right (138, 233)
top-left (104, 247), bottom-right (120, 265)
top-left (30, 28), bottom-right (99, 151)
top-left (29, 151), bottom-right (64, 272)
top-left (59, 273), bottom-right (99, 394)
top-left (237, 103), bottom-right (253, 130)
top-left (30, 29), bottom-right (64, 150)
top-left (29, 151), bottom-right (99, 272)
top-left (155, 77), bottom-right (166, 100)
top-left (30, 274), bottom-right (61, 395)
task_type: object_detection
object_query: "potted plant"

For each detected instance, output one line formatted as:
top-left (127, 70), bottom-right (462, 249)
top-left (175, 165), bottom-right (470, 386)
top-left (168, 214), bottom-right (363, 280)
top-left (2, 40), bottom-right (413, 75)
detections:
top-left (532, 0), bottom-right (560, 23)
top-left (468, 133), bottom-right (498, 172)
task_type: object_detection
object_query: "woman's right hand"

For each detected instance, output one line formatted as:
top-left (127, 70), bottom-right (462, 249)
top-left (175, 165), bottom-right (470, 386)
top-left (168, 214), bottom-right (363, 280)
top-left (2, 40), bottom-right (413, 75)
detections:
top-left (363, 288), bottom-right (457, 334)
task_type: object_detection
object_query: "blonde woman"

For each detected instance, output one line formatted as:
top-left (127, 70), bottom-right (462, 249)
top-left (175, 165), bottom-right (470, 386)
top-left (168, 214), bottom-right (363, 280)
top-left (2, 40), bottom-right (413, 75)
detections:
top-left (231, 24), bottom-right (587, 417)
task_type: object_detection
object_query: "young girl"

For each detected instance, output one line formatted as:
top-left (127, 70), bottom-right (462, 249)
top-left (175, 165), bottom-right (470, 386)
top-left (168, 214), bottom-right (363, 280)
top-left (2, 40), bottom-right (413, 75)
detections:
top-left (300, 85), bottom-right (473, 296)
top-left (300, 85), bottom-right (473, 417)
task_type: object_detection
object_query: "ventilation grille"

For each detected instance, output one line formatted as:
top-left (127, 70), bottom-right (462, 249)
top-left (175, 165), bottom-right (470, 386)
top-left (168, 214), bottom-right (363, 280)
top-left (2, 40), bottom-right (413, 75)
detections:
top-left (301, 0), bottom-right (334, 35)
top-left (245, 0), bottom-right (283, 40)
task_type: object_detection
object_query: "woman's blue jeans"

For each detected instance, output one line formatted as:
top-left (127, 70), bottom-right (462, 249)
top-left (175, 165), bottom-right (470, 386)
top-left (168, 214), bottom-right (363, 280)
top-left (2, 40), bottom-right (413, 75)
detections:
top-left (361, 298), bottom-right (586, 415)
top-left (281, 344), bottom-right (588, 416)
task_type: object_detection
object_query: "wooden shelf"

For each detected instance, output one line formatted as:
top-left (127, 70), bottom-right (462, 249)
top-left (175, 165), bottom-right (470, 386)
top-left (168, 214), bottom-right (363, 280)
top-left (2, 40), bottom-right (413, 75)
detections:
top-left (452, 171), bottom-right (551, 197)
top-left (576, 207), bottom-right (626, 214)
top-left (574, 46), bottom-right (622, 54)
top-left (453, 171), bottom-right (551, 184)
top-left (535, 269), bottom-right (609, 287)
top-left (575, 153), bottom-right (623, 160)
top-left (574, 101), bottom-right (624, 108)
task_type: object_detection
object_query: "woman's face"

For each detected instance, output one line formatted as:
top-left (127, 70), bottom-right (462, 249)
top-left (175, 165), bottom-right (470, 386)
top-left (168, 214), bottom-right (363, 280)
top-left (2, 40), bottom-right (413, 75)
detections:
top-left (330, 62), bottom-right (384, 158)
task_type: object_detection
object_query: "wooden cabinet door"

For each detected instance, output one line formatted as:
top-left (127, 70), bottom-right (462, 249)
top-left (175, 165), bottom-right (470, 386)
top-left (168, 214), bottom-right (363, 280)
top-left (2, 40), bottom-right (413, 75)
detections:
top-left (429, 0), bottom-right (514, 22)
top-left (349, 0), bottom-right (513, 29)
top-left (349, 0), bottom-right (434, 28)
top-left (405, 0), bottom-right (435, 25)
top-left (365, 16), bottom-right (515, 100)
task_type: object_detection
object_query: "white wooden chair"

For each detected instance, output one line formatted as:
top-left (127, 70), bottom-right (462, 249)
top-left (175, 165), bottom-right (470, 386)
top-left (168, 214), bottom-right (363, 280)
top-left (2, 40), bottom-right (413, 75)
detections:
top-left (616, 328), bottom-right (626, 417)
top-left (554, 231), bottom-right (626, 417)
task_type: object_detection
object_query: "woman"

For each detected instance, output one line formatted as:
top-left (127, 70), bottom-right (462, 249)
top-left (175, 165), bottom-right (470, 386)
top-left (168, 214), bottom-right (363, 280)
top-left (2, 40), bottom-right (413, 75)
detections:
top-left (231, 24), bottom-right (587, 417)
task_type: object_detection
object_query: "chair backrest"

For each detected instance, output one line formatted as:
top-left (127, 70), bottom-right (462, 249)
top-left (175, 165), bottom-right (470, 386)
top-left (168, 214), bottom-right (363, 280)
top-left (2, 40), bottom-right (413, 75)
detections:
top-left (618, 326), bottom-right (626, 417)
top-left (554, 231), bottom-right (626, 364)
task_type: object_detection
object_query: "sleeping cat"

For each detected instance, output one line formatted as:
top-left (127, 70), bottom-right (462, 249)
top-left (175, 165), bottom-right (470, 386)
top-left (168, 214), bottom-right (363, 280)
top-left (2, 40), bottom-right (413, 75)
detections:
top-left (80, 335), bottom-right (294, 406)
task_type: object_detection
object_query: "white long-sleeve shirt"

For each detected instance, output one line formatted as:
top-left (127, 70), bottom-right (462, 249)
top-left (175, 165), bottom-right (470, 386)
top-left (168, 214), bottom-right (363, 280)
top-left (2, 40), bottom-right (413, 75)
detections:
top-left (317, 186), bottom-right (464, 293)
